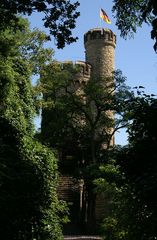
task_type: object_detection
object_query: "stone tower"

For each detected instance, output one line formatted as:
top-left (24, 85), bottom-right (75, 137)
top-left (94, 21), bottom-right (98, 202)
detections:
top-left (84, 28), bottom-right (116, 148)
top-left (41, 28), bottom-right (116, 235)
top-left (84, 28), bottom-right (116, 80)
top-left (83, 28), bottom-right (116, 230)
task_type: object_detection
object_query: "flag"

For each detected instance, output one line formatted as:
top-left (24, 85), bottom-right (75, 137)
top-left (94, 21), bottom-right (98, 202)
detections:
top-left (100, 8), bottom-right (111, 24)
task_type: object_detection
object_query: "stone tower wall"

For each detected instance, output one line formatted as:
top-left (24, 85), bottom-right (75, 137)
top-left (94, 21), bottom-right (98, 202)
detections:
top-left (84, 28), bottom-right (116, 223)
top-left (84, 28), bottom-right (116, 80)
top-left (61, 60), bottom-right (91, 85)
top-left (84, 28), bottom-right (116, 146)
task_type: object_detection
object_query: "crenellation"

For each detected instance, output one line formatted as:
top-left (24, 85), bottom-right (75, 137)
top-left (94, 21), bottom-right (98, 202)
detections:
top-left (84, 28), bottom-right (116, 48)
top-left (59, 61), bottom-right (91, 85)
top-left (75, 61), bottom-right (91, 77)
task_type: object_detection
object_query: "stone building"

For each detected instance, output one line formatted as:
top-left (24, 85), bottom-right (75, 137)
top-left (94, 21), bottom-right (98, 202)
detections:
top-left (41, 28), bottom-right (116, 235)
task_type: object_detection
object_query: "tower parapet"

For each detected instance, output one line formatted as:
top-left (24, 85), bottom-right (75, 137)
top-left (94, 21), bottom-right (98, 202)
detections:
top-left (75, 61), bottom-right (91, 84)
top-left (61, 60), bottom-right (91, 85)
top-left (84, 28), bottom-right (116, 48)
top-left (84, 28), bottom-right (116, 80)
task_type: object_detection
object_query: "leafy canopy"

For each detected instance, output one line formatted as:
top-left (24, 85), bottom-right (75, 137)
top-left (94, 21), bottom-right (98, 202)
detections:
top-left (111, 90), bottom-right (157, 240)
top-left (0, 17), bottom-right (66, 239)
top-left (112, 0), bottom-right (157, 51)
top-left (0, 0), bottom-right (80, 48)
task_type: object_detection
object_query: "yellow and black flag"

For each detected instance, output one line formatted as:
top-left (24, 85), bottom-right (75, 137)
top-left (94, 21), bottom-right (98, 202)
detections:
top-left (100, 8), bottom-right (111, 24)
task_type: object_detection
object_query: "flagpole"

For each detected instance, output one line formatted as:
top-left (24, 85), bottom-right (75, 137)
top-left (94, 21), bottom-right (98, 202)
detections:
top-left (99, 0), bottom-right (104, 31)
top-left (99, 9), bottom-right (102, 28)
top-left (99, 8), bottom-right (104, 35)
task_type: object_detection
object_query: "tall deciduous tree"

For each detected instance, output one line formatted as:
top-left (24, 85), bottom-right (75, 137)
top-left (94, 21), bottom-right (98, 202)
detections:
top-left (97, 90), bottom-right (157, 240)
top-left (39, 64), bottom-right (130, 165)
top-left (0, 17), bottom-right (66, 240)
top-left (39, 62), bottom-right (132, 232)
top-left (117, 91), bottom-right (157, 240)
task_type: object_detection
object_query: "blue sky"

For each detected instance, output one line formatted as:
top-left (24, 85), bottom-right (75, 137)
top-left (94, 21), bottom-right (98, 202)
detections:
top-left (29, 0), bottom-right (157, 145)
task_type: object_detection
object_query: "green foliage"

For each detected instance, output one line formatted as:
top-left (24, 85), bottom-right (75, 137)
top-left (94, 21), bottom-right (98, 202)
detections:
top-left (112, 0), bottom-right (157, 51)
top-left (0, 17), bottom-right (65, 239)
top-left (40, 62), bottom-right (114, 164)
top-left (0, 18), bottom-right (35, 134)
top-left (0, 0), bottom-right (80, 48)
top-left (98, 90), bottom-right (157, 240)
top-left (40, 66), bottom-right (130, 164)
top-left (0, 119), bottom-right (64, 239)
top-left (39, 63), bottom-right (133, 232)
top-left (90, 149), bottom-right (126, 239)
top-left (116, 91), bottom-right (157, 240)
top-left (101, 217), bottom-right (126, 240)
top-left (92, 147), bottom-right (139, 240)
top-left (92, 85), bottom-right (157, 240)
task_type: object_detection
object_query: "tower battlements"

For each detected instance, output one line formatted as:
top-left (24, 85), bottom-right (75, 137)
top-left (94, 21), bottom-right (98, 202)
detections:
top-left (62, 61), bottom-right (91, 76)
top-left (61, 60), bottom-right (91, 84)
top-left (75, 61), bottom-right (91, 77)
top-left (84, 28), bottom-right (116, 48)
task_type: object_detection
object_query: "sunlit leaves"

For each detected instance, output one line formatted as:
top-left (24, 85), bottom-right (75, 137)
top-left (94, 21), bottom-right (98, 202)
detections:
top-left (112, 0), bottom-right (157, 51)
top-left (0, 17), bottom-right (64, 239)
top-left (0, 0), bottom-right (80, 48)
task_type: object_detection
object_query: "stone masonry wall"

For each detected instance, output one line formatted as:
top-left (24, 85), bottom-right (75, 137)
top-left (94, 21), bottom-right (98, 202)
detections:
top-left (84, 28), bottom-right (116, 80)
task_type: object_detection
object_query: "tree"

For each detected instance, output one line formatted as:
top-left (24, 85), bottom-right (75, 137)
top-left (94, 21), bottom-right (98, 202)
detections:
top-left (0, 0), bottom-right (80, 48)
top-left (98, 90), bottom-right (157, 240)
top-left (112, 0), bottom-right (157, 51)
top-left (39, 64), bottom-right (131, 165)
top-left (0, 17), bottom-right (66, 239)
top-left (95, 144), bottom-right (155, 240)
top-left (38, 62), bottom-right (132, 232)
top-left (93, 149), bottom-right (128, 240)
top-left (116, 91), bottom-right (157, 240)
